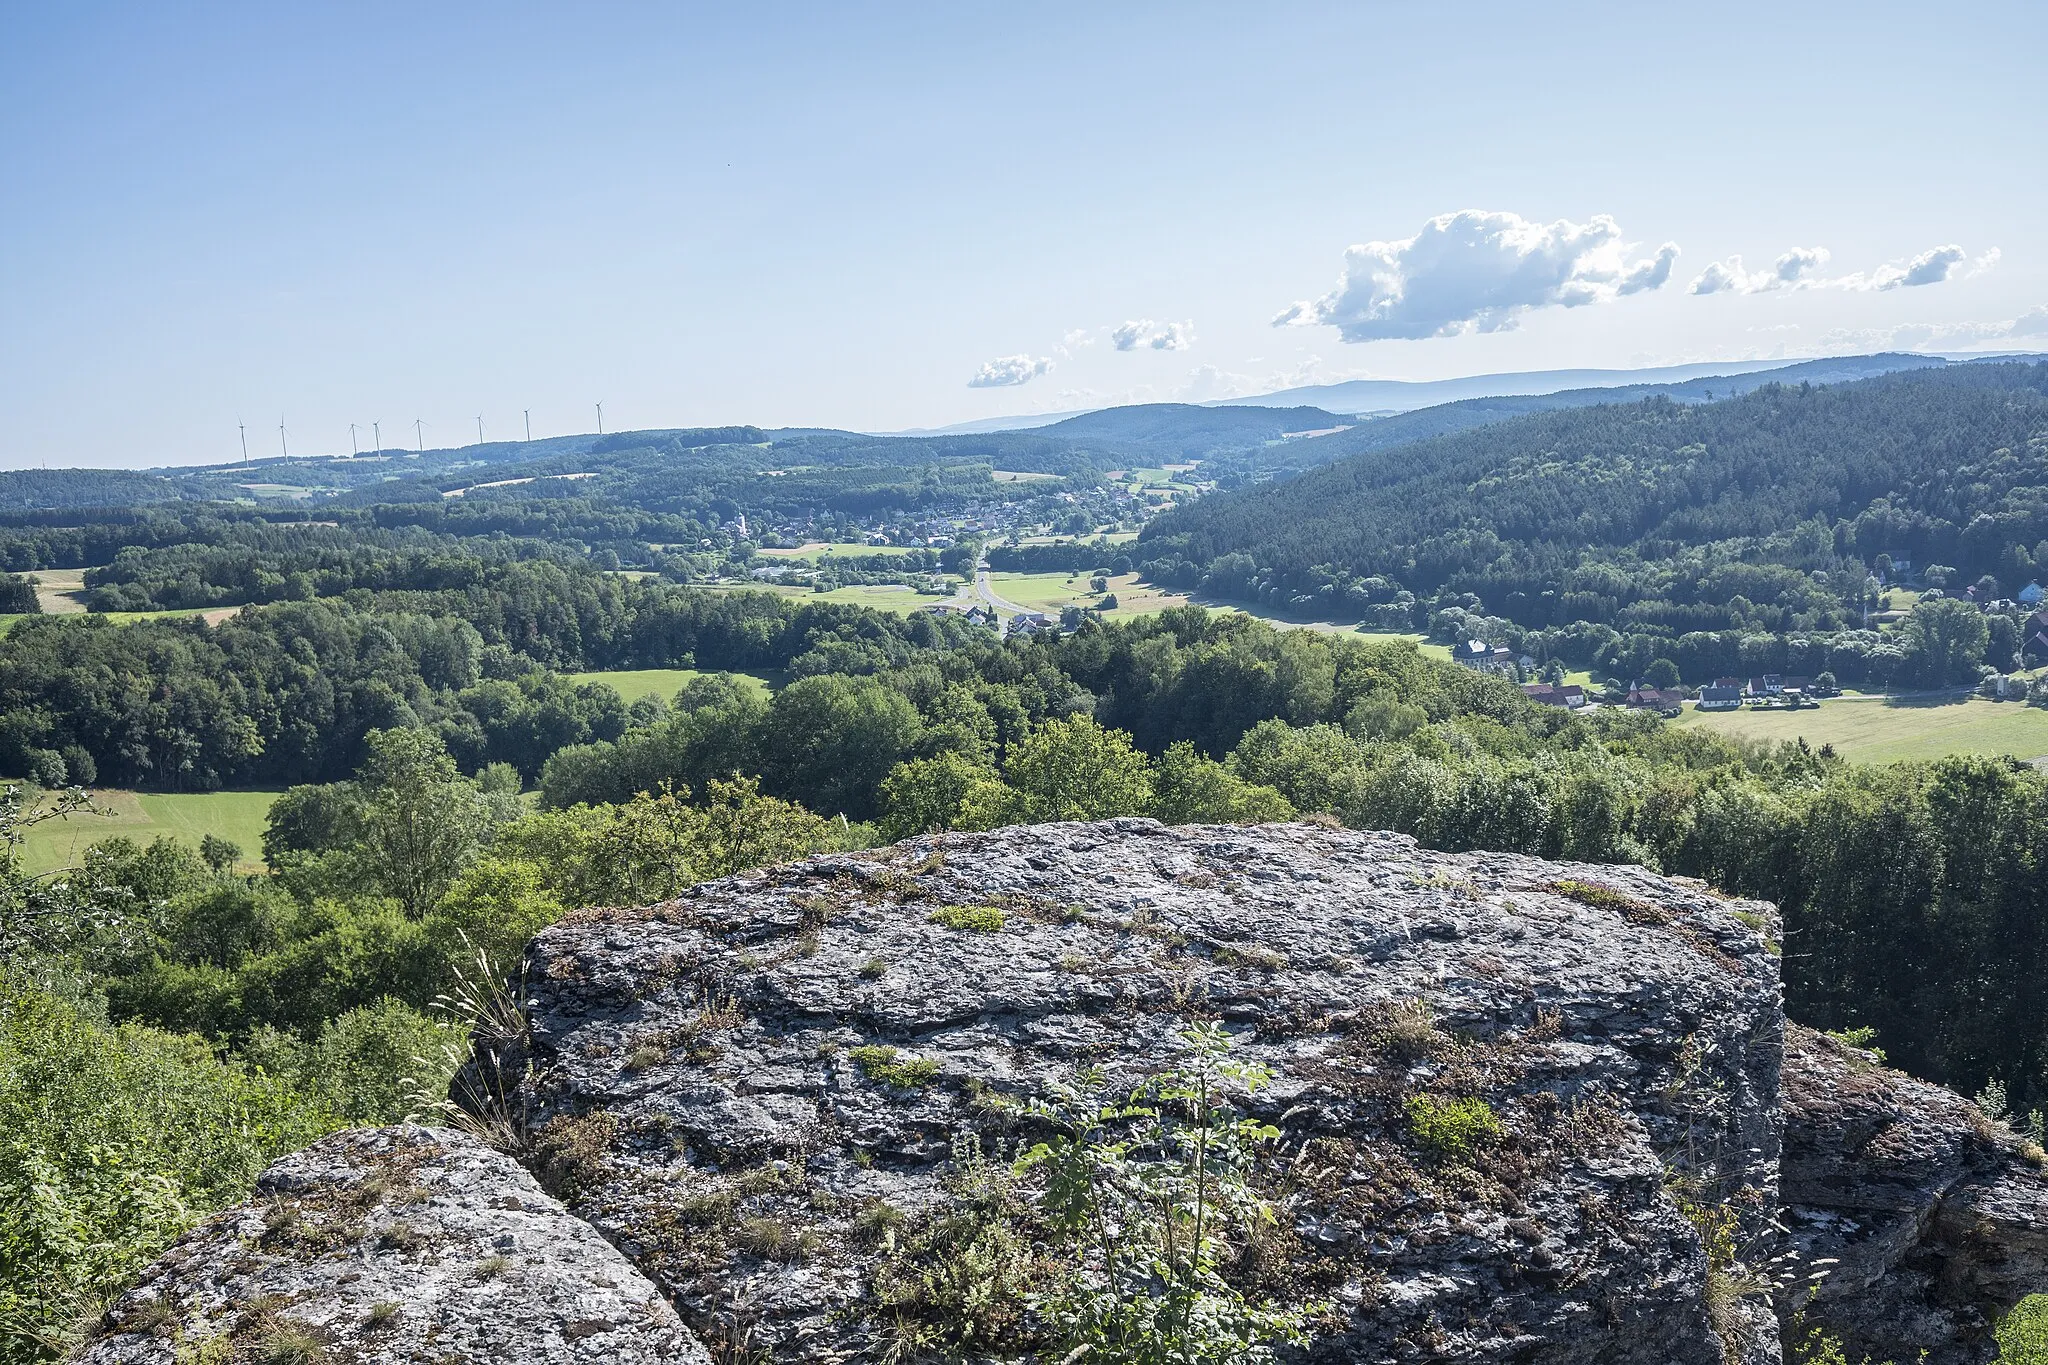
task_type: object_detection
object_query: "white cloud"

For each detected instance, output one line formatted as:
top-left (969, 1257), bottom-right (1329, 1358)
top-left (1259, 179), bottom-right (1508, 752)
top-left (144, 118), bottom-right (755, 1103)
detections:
top-left (1689, 247), bottom-right (1830, 295)
top-left (1835, 243), bottom-right (1966, 292)
top-left (967, 354), bottom-right (1054, 388)
top-left (1817, 304), bottom-right (2048, 352)
top-left (1149, 320), bottom-right (1194, 351)
top-left (1177, 357), bottom-right (1349, 402)
top-left (1109, 319), bottom-right (1196, 352)
top-left (1274, 210), bottom-right (1680, 342)
top-left (1062, 328), bottom-right (1095, 348)
top-left (1887, 243), bottom-right (1966, 288)
top-left (1693, 242), bottom-right (1992, 295)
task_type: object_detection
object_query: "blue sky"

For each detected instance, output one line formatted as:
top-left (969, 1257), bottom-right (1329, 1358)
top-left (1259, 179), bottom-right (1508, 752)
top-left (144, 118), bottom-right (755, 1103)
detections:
top-left (2, 2), bottom-right (2043, 467)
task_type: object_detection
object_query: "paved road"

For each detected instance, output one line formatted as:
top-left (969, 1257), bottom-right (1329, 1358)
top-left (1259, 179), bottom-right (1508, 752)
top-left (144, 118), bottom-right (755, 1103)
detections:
top-left (972, 561), bottom-right (1036, 617)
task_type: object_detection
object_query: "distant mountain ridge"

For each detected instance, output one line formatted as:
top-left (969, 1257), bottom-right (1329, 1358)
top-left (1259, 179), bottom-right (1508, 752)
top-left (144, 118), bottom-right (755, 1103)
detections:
top-left (1216, 358), bottom-right (1818, 412)
top-left (0, 353), bottom-right (1987, 514)
top-left (1274, 352), bottom-right (1954, 468)
top-left (899, 353), bottom-right (1950, 436)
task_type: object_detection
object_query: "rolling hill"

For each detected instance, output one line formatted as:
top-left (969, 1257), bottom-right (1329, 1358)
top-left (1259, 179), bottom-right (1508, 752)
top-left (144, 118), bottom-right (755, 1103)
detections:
top-left (1138, 359), bottom-right (2048, 648)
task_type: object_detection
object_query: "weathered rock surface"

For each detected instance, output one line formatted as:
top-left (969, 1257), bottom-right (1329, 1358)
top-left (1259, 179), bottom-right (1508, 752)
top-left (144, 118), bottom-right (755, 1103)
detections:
top-left (75, 1125), bottom-right (707, 1365)
top-left (1779, 1024), bottom-right (2048, 1365)
top-left (93, 822), bottom-right (2048, 1364)
top-left (491, 819), bottom-right (1788, 1364)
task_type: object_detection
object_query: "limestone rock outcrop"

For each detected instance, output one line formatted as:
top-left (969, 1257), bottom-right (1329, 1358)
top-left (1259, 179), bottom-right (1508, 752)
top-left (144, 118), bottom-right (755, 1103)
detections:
top-left (1780, 1024), bottom-right (2048, 1365)
top-left (84, 820), bottom-right (2048, 1365)
top-left (487, 819), bottom-right (1787, 1364)
top-left (75, 1125), bottom-right (706, 1365)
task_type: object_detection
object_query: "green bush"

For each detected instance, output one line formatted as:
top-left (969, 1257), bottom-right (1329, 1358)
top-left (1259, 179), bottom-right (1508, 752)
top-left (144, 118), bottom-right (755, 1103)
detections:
top-left (1998, 1295), bottom-right (2048, 1365)
top-left (242, 998), bottom-right (455, 1126)
top-left (0, 969), bottom-right (332, 1362)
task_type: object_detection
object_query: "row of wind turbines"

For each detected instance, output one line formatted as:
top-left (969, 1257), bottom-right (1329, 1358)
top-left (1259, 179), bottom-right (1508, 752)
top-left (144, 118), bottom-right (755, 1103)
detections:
top-left (236, 403), bottom-right (608, 462)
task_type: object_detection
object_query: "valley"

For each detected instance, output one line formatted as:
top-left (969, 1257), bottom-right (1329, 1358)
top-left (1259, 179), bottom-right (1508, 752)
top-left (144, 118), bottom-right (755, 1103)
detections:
top-left (6, 359), bottom-right (2048, 1365)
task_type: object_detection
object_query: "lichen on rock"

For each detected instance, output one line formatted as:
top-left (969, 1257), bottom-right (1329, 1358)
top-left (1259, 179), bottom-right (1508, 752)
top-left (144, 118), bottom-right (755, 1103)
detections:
top-left (84, 819), bottom-right (2048, 1364)
top-left (73, 1124), bottom-right (705, 1365)
top-left (489, 818), bottom-right (1788, 1363)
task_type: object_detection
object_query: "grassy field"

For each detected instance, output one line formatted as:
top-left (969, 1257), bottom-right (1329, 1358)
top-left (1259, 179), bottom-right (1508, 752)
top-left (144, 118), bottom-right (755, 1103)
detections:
top-left (699, 581), bottom-right (954, 617)
top-left (810, 584), bottom-right (961, 615)
top-left (4, 566), bottom-right (242, 633)
top-left (1675, 695), bottom-right (2048, 764)
top-left (565, 667), bottom-right (776, 703)
top-left (754, 542), bottom-right (918, 562)
top-left (977, 573), bottom-right (1463, 652)
top-left (984, 571), bottom-right (1196, 619)
top-left (1350, 630), bottom-right (1453, 661)
top-left (1, 604), bottom-right (232, 634)
top-left (17, 789), bottom-right (282, 874)
top-left (29, 567), bottom-right (90, 612)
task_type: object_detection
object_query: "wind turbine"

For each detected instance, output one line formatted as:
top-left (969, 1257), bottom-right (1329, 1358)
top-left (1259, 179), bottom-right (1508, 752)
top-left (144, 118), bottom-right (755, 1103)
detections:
top-left (523, 409), bottom-right (531, 442)
top-left (596, 402), bottom-right (604, 435)
top-left (278, 417), bottom-right (289, 458)
top-left (476, 414), bottom-right (485, 444)
top-left (238, 421), bottom-right (248, 463)
top-left (349, 423), bottom-right (361, 455)
top-left (413, 418), bottom-right (427, 453)
top-left (373, 421), bottom-right (381, 452)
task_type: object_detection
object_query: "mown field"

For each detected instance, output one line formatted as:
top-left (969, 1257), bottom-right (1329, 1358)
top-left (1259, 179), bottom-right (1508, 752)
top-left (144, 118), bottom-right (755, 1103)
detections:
top-left (702, 580), bottom-right (965, 617)
top-left (565, 666), bottom-right (777, 703)
top-left (17, 788), bottom-right (282, 873)
top-left (753, 541), bottom-right (922, 562)
top-left (1675, 695), bottom-right (2048, 764)
top-left (3, 567), bottom-right (244, 631)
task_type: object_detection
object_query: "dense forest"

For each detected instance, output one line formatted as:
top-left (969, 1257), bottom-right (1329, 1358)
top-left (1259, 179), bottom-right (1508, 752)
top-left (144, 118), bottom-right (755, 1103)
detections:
top-left (1142, 361), bottom-right (2048, 682)
top-left (0, 565), bottom-right (974, 787)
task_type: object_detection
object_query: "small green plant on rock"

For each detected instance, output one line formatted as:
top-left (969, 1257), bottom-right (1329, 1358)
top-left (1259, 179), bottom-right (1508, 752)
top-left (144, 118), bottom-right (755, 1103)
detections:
top-left (1015, 1020), bottom-right (1315, 1364)
top-left (1824, 1025), bottom-right (1885, 1061)
top-left (868, 1137), bottom-right (1047, 1357)
top-left (850, 1044), bottom-right (940, 1089)
top-left (1404, 1094), bottom-right (1502, 1163)
top-left (1548, 878), bottom-right (1666, 924)
top-left (929, 904), bottom-right (1006, 933)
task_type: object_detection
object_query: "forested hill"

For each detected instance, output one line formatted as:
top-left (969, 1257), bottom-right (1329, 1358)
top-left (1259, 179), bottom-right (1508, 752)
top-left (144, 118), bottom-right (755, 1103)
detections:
top-left (1271, 351), bottom-right (1949, 471)
top-left (1139, 360), bottom-right (2048, 616)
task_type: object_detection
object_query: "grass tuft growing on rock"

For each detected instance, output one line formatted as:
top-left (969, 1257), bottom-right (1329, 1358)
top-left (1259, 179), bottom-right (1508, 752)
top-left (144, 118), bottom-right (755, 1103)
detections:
top-left (1548, 878), bottom-right (1668, 924)
top-left (850, 1044), bottom-right (939, 1089)
top-left (254, 1325), bottom-right (325, 1365)
top-left (530, 1111), bottom-right (620, 1202)
top-left (928, 904), bottom-right (1006, 933)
